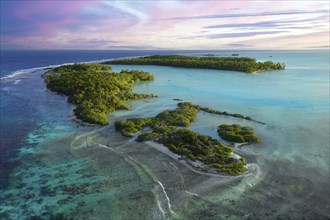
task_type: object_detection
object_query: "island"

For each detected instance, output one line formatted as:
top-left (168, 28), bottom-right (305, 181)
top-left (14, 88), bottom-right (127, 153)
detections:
top-left (115, 102), bottom-right (261, 175)
top-left (115, 102), bottom-right (262, 137)
top-left (218, 124), bottom-right (260, 143)
top-left (43, 63), bottom-right (262, 176)
top-left (43, 63), bottom-right (156, 125)
top-left (103, 55), bottom-right (285, 73)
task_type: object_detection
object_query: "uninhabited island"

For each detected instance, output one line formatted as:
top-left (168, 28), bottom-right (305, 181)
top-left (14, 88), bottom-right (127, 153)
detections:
top-left (103, 55), bottom-right (285, 73)
top-left (115, 102), bottom-right (263, 137)
top-left (43, 61), bottom-right (265, 176)
top-left (115, 102), bottom-right (261, 175)
top-left (43, 63), bottom-right (156, 125)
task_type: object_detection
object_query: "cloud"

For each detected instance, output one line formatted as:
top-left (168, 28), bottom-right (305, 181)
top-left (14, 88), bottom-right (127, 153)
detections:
top-left (208, 31), bottom-right (288, 38)
top-left (236, 31), bottom-right (329, 50)
top-left (108, 45), bottom-right (165, 50)
top-left (103, 1), bottom-right (149, 21)
top-left (1, 1), bottom-right (328, 50)
top-left (204, 17), bottom-right (328, 29)
top-left (171, 9), bottom-right (329, 20)
top-left (179, 31), bottom-right (288, 40)
top-left (226, 43), bottom-right (250, 47)
top-left (68, 39), bottom-right (122, 45)
top-left (305, 45), bottom-right (330, 49)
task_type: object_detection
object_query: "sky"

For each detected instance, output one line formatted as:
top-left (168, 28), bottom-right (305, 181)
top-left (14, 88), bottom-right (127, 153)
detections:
top-left (0, 0), bottom-right (329, 50)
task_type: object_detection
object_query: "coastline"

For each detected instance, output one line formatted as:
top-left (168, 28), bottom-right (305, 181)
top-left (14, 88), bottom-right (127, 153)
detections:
top-left (145, 141), bottom-right (257, 178)
top-left (68, 114), bottom-right (100, 128)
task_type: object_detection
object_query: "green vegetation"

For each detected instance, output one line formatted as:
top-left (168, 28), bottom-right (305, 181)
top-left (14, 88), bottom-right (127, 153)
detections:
top-left (115, 102), bottom-right (199, 136)
top-left (43, 63), bottom-right (156, 125)
top-left (103, 55), bottom-right (285, 73)
top-left (115, 102), bottom-right (262, 136)
top-left (217, 124), bottom-right (260, 143)
top-left (137, 127), bottom-right (245, 175)
top-left (115, 102), bottom-right (254, 175)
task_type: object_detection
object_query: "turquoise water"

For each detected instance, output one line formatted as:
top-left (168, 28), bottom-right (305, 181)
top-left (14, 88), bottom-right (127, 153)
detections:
top-left (0, 51), bottom-right (329, 219)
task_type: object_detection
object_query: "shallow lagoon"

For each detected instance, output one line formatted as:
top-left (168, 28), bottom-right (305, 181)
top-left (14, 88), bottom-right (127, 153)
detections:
top-left (0, 51), bottom-right (329, 219)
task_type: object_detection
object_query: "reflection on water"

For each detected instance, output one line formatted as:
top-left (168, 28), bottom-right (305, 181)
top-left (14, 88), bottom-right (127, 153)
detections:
top-left (1, 51), bottom-right (329, 219)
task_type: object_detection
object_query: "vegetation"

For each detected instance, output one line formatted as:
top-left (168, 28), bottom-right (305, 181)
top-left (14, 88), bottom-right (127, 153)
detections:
top-left (43, 63), bottom-right (156, 125)
top-left (217, 124), bottom-right (260, 143)
top-left (115, 102), bottom-right (262, 136)
top-left (115, 102), bottom-right (254, 175)
top-left (103, 55), bottom-right (285, 73)
top-left (137, 127), bottom-right (245, 175)
top-left (115, 102), bottom-right (199, 136)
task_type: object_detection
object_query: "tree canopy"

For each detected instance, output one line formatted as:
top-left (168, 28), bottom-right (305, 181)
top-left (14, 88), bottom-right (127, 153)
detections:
top-left (115, 102), bottom-right (255, 175)
top-left (44, 63), bottom-right (156, 125)
top-left (103, 55), bottom-right (285, 73)
top-left (218, 124), bottom-right (260, 143)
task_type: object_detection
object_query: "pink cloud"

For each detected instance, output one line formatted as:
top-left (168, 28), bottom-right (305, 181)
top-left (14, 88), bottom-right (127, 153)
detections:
top-left (11, 1), bottom-right (99, 35)
top-left (1, 0), bottom-right (328, 49)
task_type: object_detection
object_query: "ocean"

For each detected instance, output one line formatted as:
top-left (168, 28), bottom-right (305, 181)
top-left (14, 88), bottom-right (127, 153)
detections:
top-left (0, 50), bottom-right (329, 219)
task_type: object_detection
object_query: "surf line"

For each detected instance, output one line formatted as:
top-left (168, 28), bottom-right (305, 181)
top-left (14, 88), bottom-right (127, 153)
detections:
top-left (157, 180), bottom-right (174, 214)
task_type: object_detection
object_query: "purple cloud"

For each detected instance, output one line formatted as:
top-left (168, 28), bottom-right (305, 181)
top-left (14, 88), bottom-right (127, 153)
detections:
top-left (0, 1), bottom-right (328, 50)
top-left (204, 17), bottom-right (328, 29)
top-left (172, 9), bottom-right (329, 20)
top-left (226, 43), bottom-right (250, 47)
top-left (108, 45), bottom-right (166, 50)
top-left (208, 31), bottom-right (288, 39)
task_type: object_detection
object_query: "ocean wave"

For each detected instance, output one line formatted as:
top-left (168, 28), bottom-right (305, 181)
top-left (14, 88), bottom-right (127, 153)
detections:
top-left (1, 69), bottom-right (29, 80)
top-left (1, 66), bottom-right (48, 81)
top-left (13, 79), bottom-right (21, 85)
top-left (0, 59), bottom-right (110, 82)
top-left (0, 55), bottom-right (145, 82)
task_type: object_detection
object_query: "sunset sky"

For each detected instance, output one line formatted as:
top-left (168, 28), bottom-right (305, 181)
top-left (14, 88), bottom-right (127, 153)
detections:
top-left (1, 0), bottom-right (329, 50)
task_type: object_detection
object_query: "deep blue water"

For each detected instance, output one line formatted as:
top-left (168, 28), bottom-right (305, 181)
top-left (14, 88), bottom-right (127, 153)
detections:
top-left (1, 50), bottom-right (206, 76)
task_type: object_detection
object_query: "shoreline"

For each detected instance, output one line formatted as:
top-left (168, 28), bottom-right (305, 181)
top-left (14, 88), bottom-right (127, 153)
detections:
top-left (69, 114), bottom-right (100, 128)
top-left (145, 141), bottom-right (257, 178)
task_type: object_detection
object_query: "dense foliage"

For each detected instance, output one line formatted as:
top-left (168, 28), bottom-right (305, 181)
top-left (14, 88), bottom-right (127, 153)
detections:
top-left (44, 63), bottom-right (156, 125)
top-left (218, 124), bottom-right (260, 143)
top-left (115, 102), bottom-right (252, 175)
top-left (104, 55), bottom-right (285, 73)
top-left (137, 127), bottom-right (246, 175)
top-left (115, 102), bottom-right (260, 136)
top-left (115, 102), bottom-right (199, 136)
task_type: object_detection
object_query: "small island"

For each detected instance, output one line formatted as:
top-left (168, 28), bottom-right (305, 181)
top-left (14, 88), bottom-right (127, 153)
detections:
top-left (115, 102), bottom-right (262, 175)
top-left (138, 127), bottom-right (246, 176)
top-left (115, 102), bottom-right (262, 137)
top-left (103, 55), bottom-right (285, 73)
top-left (218, 124), bottom-right (260, 143)
top-left (43, 63), bottom-right (156, 125)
